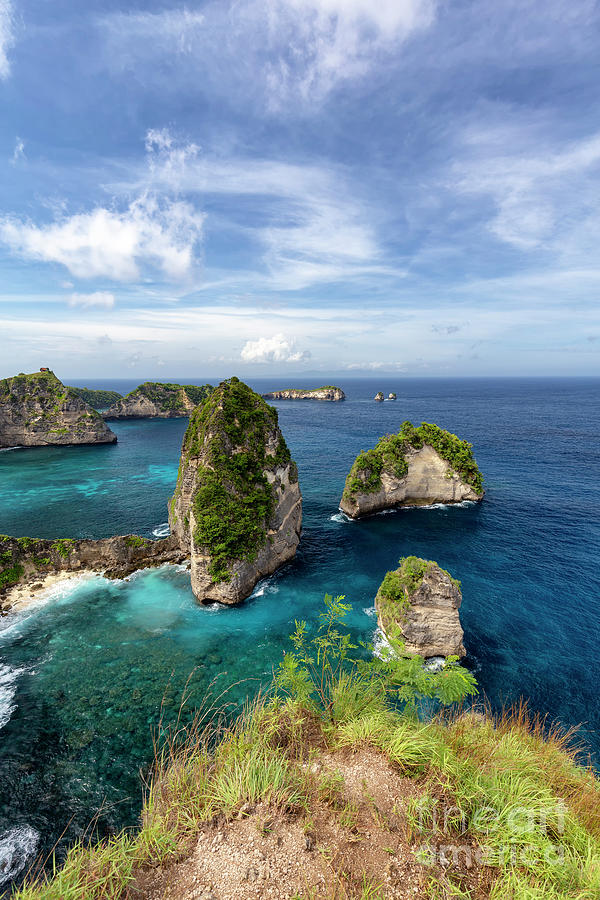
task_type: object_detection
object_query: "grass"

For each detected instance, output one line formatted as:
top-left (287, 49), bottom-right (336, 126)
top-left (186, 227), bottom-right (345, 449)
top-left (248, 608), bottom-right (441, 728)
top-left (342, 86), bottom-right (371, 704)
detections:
top-left (13, 598), bottom-right (600, 900)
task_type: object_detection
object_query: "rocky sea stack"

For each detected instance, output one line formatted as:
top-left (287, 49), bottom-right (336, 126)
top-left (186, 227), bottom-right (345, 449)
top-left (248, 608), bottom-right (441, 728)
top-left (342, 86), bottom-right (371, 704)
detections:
top-left (169, 377), bottom-right (302, 604)
top-left (0, 370), bottom-right (117, 448)
top-left (375, 556), bottom-right (465, 658)
top-left (261, 386), bottom-right (345, 401)
top-left (105, 382), bottom-right (213, 419)
top-left (340, 420), bottom-right (483, 518)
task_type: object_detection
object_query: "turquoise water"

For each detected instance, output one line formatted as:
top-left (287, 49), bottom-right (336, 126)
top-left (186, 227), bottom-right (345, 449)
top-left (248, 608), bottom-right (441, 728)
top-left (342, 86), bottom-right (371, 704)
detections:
top-left (0, 377), bottom-right (599, 890)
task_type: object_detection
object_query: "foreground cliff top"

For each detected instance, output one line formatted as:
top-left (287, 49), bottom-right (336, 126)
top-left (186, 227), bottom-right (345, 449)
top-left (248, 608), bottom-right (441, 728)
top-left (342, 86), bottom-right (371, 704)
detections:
top-left (169, 376), bottom-right (301, 603)
top-left (376, 555), bottom-right (465, 658)
top-left (105, 382), bottom-right (213, 418)
top-left (340, 420), bottom-right (484, 517)
top-left (14, 597), bottom-right (600, 900)
top-left (261, 385), bottom-right (345, 401)
top-left (0, 370), bottom-right (117, 448)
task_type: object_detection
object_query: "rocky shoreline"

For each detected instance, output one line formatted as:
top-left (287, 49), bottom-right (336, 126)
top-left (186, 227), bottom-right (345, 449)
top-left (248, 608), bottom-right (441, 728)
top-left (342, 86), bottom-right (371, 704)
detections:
top-left (261, 386), bottom-right (345, 401)
top-left (0, 533), bottom-right (187, 614)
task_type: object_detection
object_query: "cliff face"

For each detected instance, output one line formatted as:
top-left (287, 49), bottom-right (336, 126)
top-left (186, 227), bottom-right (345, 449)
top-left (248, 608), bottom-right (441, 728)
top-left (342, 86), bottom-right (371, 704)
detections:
top-left (0, 533), bottom-right (185, 608)
top-left (261, 386), bottom-right (345, 402)
top-left (169, 378), bottom-right (302, 605)
top-left (375, 557), bottom-right (465, 658)
top-left (340, 421), bottom-right (484, 518)
top-left (105, 383), bottom-right (212, 419)
top-left (0, 371), bottom-right (117, 448)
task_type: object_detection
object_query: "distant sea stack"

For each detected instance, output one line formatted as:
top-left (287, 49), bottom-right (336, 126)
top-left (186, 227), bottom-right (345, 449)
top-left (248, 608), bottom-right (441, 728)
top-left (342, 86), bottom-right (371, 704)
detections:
top-left (169, 377), bottom-right (302, 605)
top-left (104, 382), bottom-right (213, 419)
top-left (375, 556), bottom-right (465, 658)
top-left (0, 370), bottom-right (117, 448)
top-left (388, 393), bottom-right (397, 401)
top-left (261, 386), bottom-right (345, 402)
top-left (340, 420), bottom-right (484, 518)
top-left (374, 391), bottom-right (384, 402)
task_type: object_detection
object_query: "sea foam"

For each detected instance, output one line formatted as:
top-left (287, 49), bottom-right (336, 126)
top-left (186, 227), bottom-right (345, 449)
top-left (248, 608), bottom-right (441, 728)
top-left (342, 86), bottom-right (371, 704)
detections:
top-left (0, 825), bottom-right (40, 886)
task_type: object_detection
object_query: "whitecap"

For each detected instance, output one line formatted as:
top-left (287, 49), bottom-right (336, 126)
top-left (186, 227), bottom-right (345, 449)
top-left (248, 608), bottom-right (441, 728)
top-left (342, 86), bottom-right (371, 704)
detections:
top-left (152, 523), bottom-right (170, 538)
top-left (0, 446), bottom-right (23, 453)
top-left (250, 575), bottom-right (278, 598)
top-left (0, 662), bottom-right (23, 731)
top-left (0, 825), bottom-right (40, 886)
top-left (330, 511), bottom-right (354, 523)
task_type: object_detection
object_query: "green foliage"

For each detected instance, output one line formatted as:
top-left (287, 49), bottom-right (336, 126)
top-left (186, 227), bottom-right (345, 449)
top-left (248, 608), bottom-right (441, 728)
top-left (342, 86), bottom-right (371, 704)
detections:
top-left (343, 420), bottom-right (484, 499)
top-left (117, 382), bottom-right (213, 414)
top-left (124, 535), bottom-right (149, 549)
top-left (173, 378), bottom-right (294, 583)
top-left (0, 563), bottom-right (24, 589)
top-left (68, 388), bottom-right (123, 409)
top-left (53, 539), bottom-right (75, 558)
top-left (275, 594), bottom-right (478, 719)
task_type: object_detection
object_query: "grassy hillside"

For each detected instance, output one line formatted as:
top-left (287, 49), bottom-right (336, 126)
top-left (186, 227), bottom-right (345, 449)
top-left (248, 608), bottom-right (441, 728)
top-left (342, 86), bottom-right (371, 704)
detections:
top-left (14, 599), bottom-right (600, 900)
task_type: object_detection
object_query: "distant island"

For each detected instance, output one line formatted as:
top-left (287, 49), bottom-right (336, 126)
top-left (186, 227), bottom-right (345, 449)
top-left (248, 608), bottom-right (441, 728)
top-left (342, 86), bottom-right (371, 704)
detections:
top-left (0, 369), bottom-right (117, 448)
top-left (261, 386), bottom-right (345, 401)
top-left (104, 382), bottom-right (213, 419)
top-left (69, 387), bottom-right (123, 410)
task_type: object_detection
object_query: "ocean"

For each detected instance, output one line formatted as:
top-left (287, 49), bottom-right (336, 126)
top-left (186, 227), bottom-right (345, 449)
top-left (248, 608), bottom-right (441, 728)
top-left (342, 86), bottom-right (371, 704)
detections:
top-left (0, 376), bottom-right (598, 891)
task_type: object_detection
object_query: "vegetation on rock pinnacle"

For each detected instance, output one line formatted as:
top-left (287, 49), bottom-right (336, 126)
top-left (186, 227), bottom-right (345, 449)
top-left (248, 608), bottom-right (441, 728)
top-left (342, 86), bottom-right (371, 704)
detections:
top-left (172, 377), bottom-right (297, 583)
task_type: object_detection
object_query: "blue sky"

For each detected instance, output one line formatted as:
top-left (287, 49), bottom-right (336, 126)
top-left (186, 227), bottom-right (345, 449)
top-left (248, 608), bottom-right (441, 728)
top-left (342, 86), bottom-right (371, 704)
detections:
top-left (0, 0), bottom-right (599, 378)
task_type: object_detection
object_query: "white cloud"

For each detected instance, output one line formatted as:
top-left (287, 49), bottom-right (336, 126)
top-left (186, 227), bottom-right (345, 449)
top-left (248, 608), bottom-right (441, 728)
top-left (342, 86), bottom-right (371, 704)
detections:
top-left (240, 333), bottom-right (311, 363)
top-left (453, 125), bottom-right (600, 254)
top-left (0, 0), bottom-right (14, 79)
top-left (135, 131), bottom-right (389, 290)
top-left (0, 193), bottom-right (205, 282)
top-left (68, 291), bottom-right (116, 310)
top-left (10, 136), bottom-right (24, 164)
top-left (100, 0), bottom-right (435, 108)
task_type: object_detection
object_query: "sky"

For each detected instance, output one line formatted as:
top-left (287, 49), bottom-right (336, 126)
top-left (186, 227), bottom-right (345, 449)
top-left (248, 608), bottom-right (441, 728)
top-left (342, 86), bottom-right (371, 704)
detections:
top-left (0, 0), bottom-right (599, 379)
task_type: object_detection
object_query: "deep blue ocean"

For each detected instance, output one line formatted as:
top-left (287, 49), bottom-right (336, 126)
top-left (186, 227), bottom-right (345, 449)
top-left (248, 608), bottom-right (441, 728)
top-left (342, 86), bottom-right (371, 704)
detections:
top-left (0, 376), bottom-right (598, 891)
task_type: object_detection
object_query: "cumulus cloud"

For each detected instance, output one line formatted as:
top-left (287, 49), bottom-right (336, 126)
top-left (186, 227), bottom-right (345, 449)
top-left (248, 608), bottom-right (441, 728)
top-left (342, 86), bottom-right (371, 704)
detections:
top-left (0, 0), bottom-right (14, 79)
top-left (240, 333), bottom-right (311, 364)
top-left (0, 194), bottom-right (205, 281)
top-left (68, 291), bottom-right (116, 310)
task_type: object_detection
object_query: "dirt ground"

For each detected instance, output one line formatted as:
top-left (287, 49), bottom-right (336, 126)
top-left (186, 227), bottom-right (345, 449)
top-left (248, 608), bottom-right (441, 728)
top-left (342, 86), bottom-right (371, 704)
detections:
top-left (133, 747), bottom-right (493, 900)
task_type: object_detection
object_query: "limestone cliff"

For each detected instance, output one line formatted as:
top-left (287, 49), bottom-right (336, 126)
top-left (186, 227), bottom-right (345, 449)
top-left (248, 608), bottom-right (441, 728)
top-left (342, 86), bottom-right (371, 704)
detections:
top-left (105, 382), bottom-right (213, 419)
top-left (169, 377), bottom-right (302, 604)
top-left (375, 556), bottom-right (465, 658)
top-left (340, 420), bottom-right (484, 518)
top-left (0, 370), bottom-right (117, 448)
top-left (261, 386), bottom-right (345, 402)
top-left (0, 533), bottom-right (185, 609)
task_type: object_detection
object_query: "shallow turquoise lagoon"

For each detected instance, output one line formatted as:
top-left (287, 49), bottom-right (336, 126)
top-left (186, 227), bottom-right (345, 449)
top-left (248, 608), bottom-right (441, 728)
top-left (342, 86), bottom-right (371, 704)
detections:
top-left (0, 376), bottom-right (599, 890)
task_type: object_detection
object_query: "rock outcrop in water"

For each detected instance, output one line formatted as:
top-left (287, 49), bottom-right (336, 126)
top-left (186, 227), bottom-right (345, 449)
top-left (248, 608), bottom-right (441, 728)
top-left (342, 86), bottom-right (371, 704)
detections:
top-left (340, 420), bottom-right (484, 518)
top-left (261, 386), bottom-right (345, 402)
top-left (0, 370), bottom-right (117, 448)
top-left (104, 382), bottom-right (213, 419)
top-left (375, 556), bottom-right (466, 658)
top-left (374, 392), bottom-right (384, 402)
top-left (169, 377), bottom-right (302, 605)
top-left (0, 533), bottom-right (186, 609)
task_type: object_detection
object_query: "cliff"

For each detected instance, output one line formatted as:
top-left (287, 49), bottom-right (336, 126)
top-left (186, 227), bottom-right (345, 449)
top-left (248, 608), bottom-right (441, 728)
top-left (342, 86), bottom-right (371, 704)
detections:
top-left (0, 533), bottom-right (185, 609)
top-left (169, 377), bottom-right (302, 604)
top-left (261, 386), bottom-right (345, 401)
top-left (104, 382), bottom-right (213, 419)
top-left (375, 556), bottom-right (465, 658)
top-left (340, 420), bottom-right (484, 517)
top-left (69, 387), bottom-right (122, 410)
top-left (0, 371), bottom-right (117, 448)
